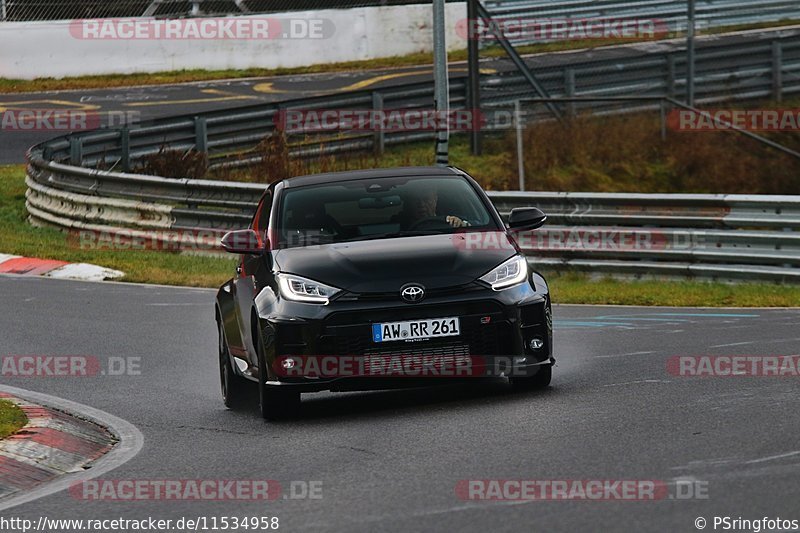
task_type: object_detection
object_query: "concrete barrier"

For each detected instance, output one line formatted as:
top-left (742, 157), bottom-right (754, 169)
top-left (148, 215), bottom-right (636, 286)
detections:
top-left (0, 3), bottom-right (467, 79)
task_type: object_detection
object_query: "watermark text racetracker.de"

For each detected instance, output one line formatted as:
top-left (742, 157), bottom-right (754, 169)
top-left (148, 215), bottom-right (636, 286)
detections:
top-left (668, 109), bottom-right (800, 132)
top-left (0, 110), bottom-right (140, 132)
top-left (68, 479), bottom-right (322, 501)
top-left (456, 479), bottom-right (709, 501)
top-left (1, 355), bottom-right (141, 377)
top-left (70, 17), bottom-right (335, 40)
top-left (668, 355), bottom-right (800, 377)
top-left (456, 17), bottom-right (669, 41)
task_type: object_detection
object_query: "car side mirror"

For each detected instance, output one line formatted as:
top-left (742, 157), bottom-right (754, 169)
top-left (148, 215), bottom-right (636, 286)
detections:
top-left (221, 229), bottom-right (268, 255)
top-left (508, 207), bottom-right (547, 231)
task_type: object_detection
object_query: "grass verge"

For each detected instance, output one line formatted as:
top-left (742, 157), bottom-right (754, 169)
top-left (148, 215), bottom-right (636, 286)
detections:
top-left (2, 165), bottom-right (799, 306)
top-left (2, 20), bottom-right (798, 94)
top-left (547, 272), bottom-right (800, 307)
top-left (0, 165), bottom-right (237, 287)
top-left (0, 400), bottom-right (27, 439)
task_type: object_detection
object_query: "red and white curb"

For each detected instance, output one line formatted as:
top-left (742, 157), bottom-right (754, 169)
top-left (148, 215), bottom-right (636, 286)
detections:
top-left (0, 386), bottom-right (143, 511)
top-left (0, 254), bottom-right (123, 282)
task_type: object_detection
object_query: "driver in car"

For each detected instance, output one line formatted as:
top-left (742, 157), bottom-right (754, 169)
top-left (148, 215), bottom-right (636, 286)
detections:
top-left (399, 187), bottom-right (471, 229)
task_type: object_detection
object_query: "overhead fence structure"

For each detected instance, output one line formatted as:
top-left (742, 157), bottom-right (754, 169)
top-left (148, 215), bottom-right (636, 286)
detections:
top-left (481, 0), bottom-right (800, 47)
top-left (0, 0), bottom-right (451, 21)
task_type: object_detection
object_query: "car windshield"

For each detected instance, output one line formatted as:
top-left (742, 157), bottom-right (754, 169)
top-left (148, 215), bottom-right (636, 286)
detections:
top-left (277, 175), bottom-right (499, 248)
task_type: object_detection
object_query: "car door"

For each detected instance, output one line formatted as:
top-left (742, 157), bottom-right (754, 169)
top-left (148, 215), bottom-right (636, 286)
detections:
top-left (230, 191), bottom-right (273, 366)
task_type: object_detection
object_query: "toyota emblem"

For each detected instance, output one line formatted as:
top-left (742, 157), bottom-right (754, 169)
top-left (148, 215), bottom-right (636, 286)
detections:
top-left (400, 284), bottom-right (426, 303)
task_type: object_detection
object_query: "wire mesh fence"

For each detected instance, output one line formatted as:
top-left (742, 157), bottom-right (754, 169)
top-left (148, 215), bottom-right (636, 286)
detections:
top-left (0, 0), bottom-right (456, 21)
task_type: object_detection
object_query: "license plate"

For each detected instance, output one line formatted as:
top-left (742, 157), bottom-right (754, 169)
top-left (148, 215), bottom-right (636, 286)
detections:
top-left (372, 317), bottom-right (461, 343)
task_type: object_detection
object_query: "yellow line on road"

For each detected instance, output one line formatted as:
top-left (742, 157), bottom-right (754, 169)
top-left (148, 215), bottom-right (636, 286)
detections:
top-left (253, 67), bottom-right (497, 95)
top-left (123, 89), bottom-right (259, 108)
top-left (0, 99), bottom-right (100, 112)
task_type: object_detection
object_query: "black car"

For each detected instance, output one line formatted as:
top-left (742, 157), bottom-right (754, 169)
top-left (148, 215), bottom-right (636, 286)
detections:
top-left (215, 166), bottom-right (554, 419)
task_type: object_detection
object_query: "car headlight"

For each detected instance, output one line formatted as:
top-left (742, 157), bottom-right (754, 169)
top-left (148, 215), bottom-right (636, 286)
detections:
top-left (277, 273), bottom-right (341, 304)
top-left (479, 255), bottom-right (528, 290)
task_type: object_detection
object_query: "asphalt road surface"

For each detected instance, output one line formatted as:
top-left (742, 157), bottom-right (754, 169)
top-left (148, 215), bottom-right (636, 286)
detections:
top-left (2, 274), bottom-right (799, 532)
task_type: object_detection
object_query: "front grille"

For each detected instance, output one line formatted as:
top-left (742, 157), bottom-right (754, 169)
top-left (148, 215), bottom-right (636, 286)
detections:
top-left (364, 343), bottom-right (471, 358)
top-left (321, 320), bottom-right (508, 357)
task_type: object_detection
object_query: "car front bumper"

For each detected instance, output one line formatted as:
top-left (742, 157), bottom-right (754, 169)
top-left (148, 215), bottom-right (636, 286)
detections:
top-left (256, 278), bottom-right (553, 391)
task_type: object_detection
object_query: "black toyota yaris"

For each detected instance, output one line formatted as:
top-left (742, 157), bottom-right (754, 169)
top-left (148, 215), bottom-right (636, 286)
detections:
top-left (215, 166), bottom-right (554, 419)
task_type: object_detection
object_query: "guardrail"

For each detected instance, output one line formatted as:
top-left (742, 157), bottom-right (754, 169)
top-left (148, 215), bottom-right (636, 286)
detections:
top-left (25, 155), bottom-right (800, 283)
top-left (23, 26), bottom-right (800, 284)
top-left (484, 0), bottom-right (800, 46)
top-left (32, 26), bottom-right (800, 172)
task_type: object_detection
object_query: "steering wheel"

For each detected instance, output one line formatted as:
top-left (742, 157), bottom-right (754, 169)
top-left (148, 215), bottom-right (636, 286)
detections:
top-left (408, 216), bottom-right (458, 231)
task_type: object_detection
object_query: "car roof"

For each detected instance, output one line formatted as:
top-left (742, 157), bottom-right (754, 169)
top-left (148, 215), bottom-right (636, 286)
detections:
top-left (280, 166), bottom-right (463, 189)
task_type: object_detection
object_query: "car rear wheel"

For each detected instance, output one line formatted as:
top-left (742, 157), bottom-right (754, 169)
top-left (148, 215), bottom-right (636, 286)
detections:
top-left (218, 321), bottom-right (249, 409)
top-left (510, 364), bottom-right (552, 390)
top-left (256, 330), bottom-right (300, 420)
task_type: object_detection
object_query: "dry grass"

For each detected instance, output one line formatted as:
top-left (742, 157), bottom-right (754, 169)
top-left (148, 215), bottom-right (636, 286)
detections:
top-left (517, 109), bottom-right (800, 194)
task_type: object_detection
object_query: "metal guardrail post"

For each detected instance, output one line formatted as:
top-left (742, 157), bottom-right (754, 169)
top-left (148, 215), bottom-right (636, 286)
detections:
top-left (667, 54), bottom-right (677, 99)
top-left (565, 69), bottom-right (576, 118)
top-left (372, 92), bottom-right (385, 156)
top-left (121, 128), bottom-right (131, 173)
top-left (69, 138), bottom-right (83, 166)
top-left (660, 101), bottom-right (668, 141)
top-left (433, 0), bottom-right (450, 166)
top-left (467, 0), bottom-right (482, 156)
top-left (687, 0), bottom-right (697, 106)
top-left (772, 41), bottom-right (784, 104)
top-left (195, 117), bottom-right (208, 154)
top-left (514, 100), bottom-right (525, 191)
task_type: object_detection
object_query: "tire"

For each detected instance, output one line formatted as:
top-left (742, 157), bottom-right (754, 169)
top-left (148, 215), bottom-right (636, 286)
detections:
top-left (218, 320), bottom-right (249, 409)
top-left (510, 364), bottom-right (552, 391)
top-left (256, 328), bottom-right (300, 420)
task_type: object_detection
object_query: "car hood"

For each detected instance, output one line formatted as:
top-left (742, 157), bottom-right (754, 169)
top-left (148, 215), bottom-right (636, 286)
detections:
top-left (272, 232), bottom-right (518, 293)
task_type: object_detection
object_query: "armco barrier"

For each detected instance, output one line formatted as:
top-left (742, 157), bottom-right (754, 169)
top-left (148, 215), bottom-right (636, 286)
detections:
top-left (31, 26), bottom-right (800, 172)
top-left (25, 155), bottom-right (800, 283)
top-left (484, 0), bottom-right (800, 46)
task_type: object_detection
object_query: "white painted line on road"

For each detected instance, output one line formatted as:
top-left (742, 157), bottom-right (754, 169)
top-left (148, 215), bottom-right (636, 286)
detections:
top-left (745, 450), bottom-right (800, 465)
top-left (709, 341), bottom-right (755, 348)
top-left (603, 379), bottom-right (671, 387)
top-left (0, 385), bottom-right (144, 512)
top-left (595, 351), bottom-right (655, 359)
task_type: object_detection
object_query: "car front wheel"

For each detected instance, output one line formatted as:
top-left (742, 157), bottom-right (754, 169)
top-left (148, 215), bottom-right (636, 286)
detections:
top-left (218, 321), bottom-right (250, 409)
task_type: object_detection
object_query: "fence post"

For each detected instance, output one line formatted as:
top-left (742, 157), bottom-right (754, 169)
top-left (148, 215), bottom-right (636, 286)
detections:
top-left (772, 40), bottom-right (783, 103)
top-left (195, 116), bottom-right (208, 154)
top-left (660, 100), bottom-right (668, 141)
top-left (0, 0), bottom-right (7, 21)
top-left (372, 92), bottom-right (385, 156)
top-left (515, 100), bottom-right (525, 191)
top-left (687, 0), bottom-right (696, 106)
top-left (666, 54), bottom-right (677, 99)
top-left (467, 0), bottom-right (482, 156)
top-left (121, 127), bottom-right (131, 172)
top-left (69, 137), bottom-right (83, 166)
top-left (565, 69), bottom-right (576, 118)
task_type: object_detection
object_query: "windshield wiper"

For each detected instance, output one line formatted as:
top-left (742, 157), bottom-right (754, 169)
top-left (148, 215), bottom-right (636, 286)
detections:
top-left (338, 230), bottom-right (442, 243)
